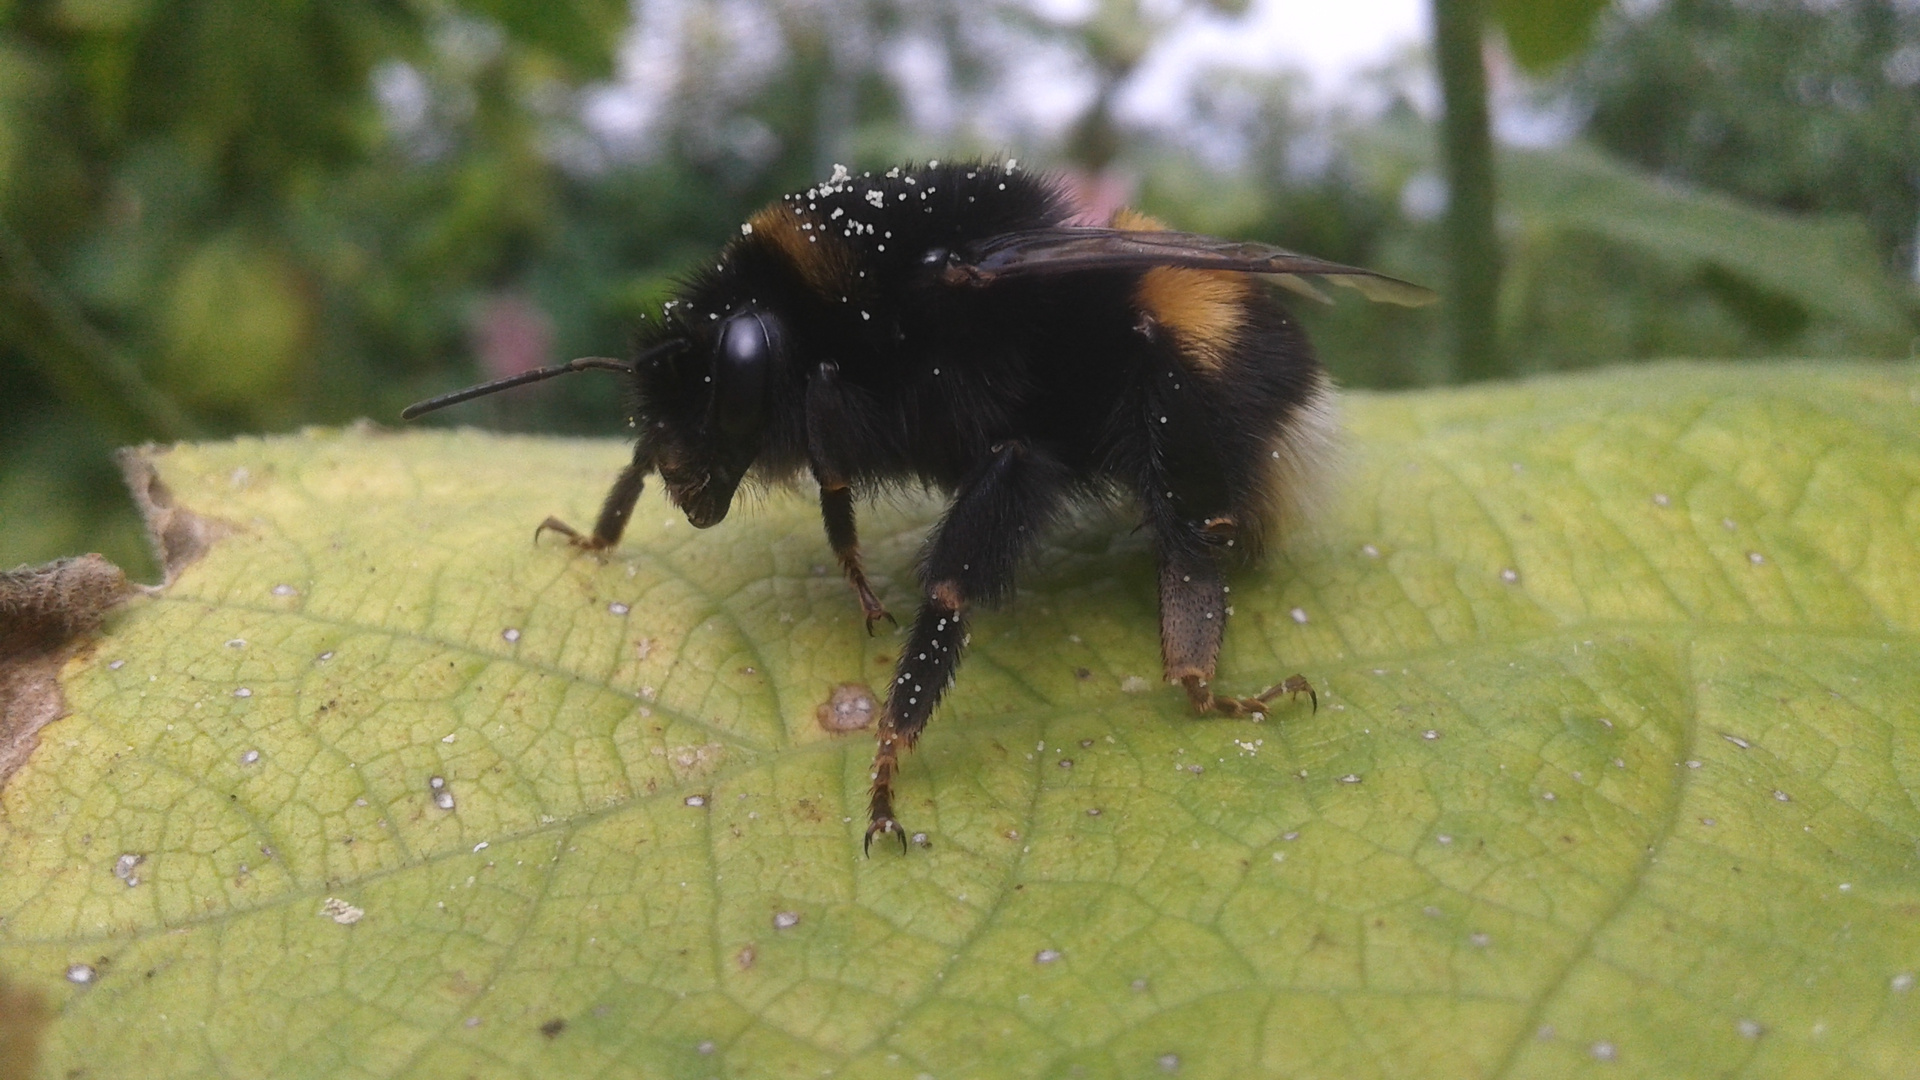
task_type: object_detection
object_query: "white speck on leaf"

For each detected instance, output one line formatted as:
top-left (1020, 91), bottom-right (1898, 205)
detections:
top-left (773, 911), bottom-right (800, 930)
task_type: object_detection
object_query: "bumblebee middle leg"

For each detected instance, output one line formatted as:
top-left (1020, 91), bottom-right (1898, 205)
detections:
top-left (866, 439), bottom-right (1070, 852)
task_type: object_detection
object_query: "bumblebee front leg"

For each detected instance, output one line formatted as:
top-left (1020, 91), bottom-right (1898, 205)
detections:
top-left (536, 447), bottom-right (649, 551)
top-left (805, 362), bottom-right (895, 632)
top-left (818, 483), bottom-right (894, 634)
top-left (866, 440), bottom-right (1069, 853)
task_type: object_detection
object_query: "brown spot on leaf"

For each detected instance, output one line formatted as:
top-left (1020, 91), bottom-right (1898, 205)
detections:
top-left (0, 976), bottom-right (50, 1080)
top-left (539, 1018), bottom-right (566, 1038)
top-left (0, 555), bottom-right (129, 652)
top-left (118, 447), bottom-right (234, 583)
top-left (816, 682), bottom-right (876, 733)
top-left (1, 554), bottom-right (135, 790)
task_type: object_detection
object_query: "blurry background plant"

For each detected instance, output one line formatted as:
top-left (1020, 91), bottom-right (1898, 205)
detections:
top-left (2, 0), bottom-right (1916, 580)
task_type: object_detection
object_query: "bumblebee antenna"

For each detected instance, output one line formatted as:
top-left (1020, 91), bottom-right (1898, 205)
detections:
top-left (401, 341), bottom-right (686, 420)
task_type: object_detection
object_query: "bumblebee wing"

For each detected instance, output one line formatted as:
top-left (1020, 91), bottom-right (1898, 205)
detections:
top-left (952, 228), bottom-right (1437, 308)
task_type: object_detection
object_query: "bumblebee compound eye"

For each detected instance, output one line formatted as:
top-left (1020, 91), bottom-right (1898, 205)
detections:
top-left (715, 312), bottom-right (775, 437)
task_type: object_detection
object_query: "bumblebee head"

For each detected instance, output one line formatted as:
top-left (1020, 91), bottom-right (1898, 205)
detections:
top-left (635, 307), bottom-right (784, 529)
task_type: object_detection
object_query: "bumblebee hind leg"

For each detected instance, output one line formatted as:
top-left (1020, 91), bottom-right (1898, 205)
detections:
top-left (1140, 363), bottom-right (1315, 717)
top-left (1156, 540), bottom-right (1312, 716)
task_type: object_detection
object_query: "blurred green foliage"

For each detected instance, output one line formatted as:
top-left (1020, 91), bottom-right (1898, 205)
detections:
top-left (2, 0), bottom-right (1915, 580)
top-left (1571, 0), bottom-right (1920, 275)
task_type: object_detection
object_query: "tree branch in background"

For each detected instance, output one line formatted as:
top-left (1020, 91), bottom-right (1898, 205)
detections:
top-left (1431, 0), bottom-right (1504, 381)
top-left (0, 222), bottom-right (197, 444)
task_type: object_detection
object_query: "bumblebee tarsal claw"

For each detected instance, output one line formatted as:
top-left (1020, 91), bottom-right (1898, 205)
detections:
top-left (1255, 674), bottom-right (1317, 713)
top-left (863, 817), bottom-right (906, 856)
top-left (535, 517), bottom-right (613, 551)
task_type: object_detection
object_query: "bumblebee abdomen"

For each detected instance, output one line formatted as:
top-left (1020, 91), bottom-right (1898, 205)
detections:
top-left (1107, 209), bottom-right (1259, 375)
top-left (1099, 208), bottom-right (1330, 550)
top-left (1133, 267), bottom-right (1256, 372)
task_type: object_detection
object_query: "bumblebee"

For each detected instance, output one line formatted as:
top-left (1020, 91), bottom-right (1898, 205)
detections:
top-left (404, 160), bottom-right (1434, 852)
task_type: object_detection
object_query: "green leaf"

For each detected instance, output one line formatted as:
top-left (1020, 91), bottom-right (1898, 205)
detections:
top-left (154, 234), bottom-right (310, 413)
top-left (459, 0), bottom-right (629, 78)
top-left (1497, 144), bottom-right (1917, 347)
top-left (4, 362), bottom-right (1919, 1078)
top-left (1489, 0), bottom-right (1611, 73)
